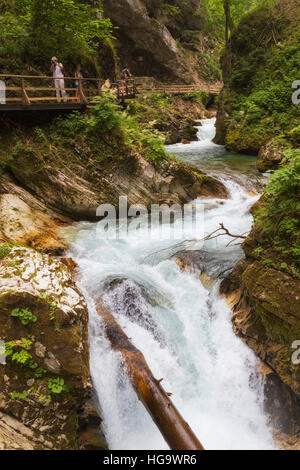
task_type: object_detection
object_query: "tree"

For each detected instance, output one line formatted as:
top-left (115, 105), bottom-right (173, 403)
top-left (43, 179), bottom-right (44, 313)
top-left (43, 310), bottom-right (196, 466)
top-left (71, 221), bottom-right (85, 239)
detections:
top-left (29, 0), bottom-right (113, 62)
top-left (203, 0), bottom-right (262, 45)
top-left (0, 0), bottom-right (113, 70)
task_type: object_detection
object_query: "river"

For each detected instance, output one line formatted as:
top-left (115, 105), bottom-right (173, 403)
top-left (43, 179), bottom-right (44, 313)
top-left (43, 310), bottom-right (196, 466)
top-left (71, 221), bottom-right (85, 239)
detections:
top-left (65, 119), bottom-right (275, 450)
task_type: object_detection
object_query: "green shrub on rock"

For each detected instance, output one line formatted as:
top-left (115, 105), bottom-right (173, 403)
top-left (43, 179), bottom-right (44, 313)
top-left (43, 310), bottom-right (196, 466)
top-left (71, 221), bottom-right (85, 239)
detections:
top-left (11, 308), bottom-right (37, 326)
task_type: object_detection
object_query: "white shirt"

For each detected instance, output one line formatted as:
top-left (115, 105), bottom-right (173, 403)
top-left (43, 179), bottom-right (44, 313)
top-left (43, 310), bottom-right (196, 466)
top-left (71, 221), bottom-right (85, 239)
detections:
top-left (53, 63), bottom-right (64, 79)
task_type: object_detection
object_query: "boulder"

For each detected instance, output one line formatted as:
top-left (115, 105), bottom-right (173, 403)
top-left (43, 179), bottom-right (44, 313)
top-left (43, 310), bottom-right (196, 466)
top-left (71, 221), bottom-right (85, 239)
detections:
top-left (7, 151), bottom-right (228, 221)
top-left (0, 246), bottom-right (104, 450)
top-left (257, 138), bottom-right (287, 172)
top-left (0, 193), bottom-right (68, 254)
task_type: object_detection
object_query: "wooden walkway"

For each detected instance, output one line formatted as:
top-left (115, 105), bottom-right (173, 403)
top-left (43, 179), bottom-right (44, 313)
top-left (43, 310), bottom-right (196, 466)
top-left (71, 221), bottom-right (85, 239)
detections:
top-left (141, 83), bottom-right (222, 95)
top-left (0, 74), bottom-right (136, 111)
top-left (0, 74), bottom-right (222, 112)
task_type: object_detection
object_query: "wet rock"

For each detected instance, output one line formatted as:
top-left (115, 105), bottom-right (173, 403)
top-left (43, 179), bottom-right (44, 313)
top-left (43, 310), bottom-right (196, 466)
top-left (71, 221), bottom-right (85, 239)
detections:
top-left (0, 193), bottom-right (68, 254)
top-left (102, 0), bottom-right (200, 83)
top-left (78, 398), bottom-right (108, 450)
top-left (44, 352), bottom-right (61, 375)
top-left (103, 278), bottom-right (165, 344)
top-left (176, 248), bottom-right (241, 280)
top-left (34, 342), bottom-right (46, 358)
top-left (0, 246), bottom-right (90, 450)
top-left (7, 150), bottom-right (228, 221)
top-left (257, 138), bottom-right (287, 172)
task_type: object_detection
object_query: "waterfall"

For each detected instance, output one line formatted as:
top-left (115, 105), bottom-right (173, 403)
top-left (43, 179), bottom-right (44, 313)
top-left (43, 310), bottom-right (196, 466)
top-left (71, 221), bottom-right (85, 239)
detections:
top-left (66, 119), bottom-right (275, 450)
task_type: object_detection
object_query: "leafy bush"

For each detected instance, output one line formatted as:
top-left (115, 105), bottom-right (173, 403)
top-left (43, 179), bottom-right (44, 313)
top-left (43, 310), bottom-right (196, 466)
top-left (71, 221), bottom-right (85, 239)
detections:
top-left (48, 377), bottom-right (69, 394)
top-left (51, 95), bottom-right (170, 164)
top-left (11, 308), bottom-right (37, 325)
top-left (0, 0), bottom-right (113, 69)
top-left (255, 149), bottom-right (300, 264)
top-left (0, 244), bottom-right (12, 260)
top-left (11, 390), bottom-right (27, 400)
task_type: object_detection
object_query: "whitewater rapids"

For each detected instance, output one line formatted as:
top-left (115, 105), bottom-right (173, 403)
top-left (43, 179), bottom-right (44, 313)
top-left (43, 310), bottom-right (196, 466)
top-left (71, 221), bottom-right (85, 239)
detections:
top-left (66, 119), bottom-right (275, 450)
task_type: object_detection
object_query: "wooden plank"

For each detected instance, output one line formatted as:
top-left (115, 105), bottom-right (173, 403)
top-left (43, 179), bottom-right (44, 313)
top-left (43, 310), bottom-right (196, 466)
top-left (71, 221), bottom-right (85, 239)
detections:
top-left (21, 78), bottom-right (30, 105)
top-left (29, 96), bottom-right (78, 102)
top-left (26, 87), bottom-right (77, 92)
top-left (0, 103), bottom-right (85, 111)
top-left (0, 74), bottom-right (103, 82)
top-left (4, 87), bottom-right (22, 91)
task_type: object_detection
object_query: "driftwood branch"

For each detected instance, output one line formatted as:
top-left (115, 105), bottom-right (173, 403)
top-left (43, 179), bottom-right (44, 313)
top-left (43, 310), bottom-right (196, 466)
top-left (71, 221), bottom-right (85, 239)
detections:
top-left (205, 223), bottom-right (248, 247)
top-left (96, 302), bottom-right (205, 451)
top-left (143, 223), bottom-right (248, 262)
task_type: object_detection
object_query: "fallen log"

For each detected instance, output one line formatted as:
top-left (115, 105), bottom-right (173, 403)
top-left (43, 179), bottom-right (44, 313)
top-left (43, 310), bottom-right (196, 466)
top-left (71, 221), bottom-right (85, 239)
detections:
top-left (97, 302), bottom-right (205, 451)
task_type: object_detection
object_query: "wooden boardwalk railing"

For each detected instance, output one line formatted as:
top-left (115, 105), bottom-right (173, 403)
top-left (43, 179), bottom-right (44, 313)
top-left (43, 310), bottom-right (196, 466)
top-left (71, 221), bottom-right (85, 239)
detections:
top-left (0, 74), bottom-right (137, 109)
top-left (140, 83), bottom-right (222, 95)
top-left (0, 74), bottom-right (222, 111)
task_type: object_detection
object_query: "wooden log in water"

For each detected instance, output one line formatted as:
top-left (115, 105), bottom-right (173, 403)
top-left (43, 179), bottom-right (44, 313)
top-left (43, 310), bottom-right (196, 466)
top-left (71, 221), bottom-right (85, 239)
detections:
top-left (97, 303), bottom-right (205, 451)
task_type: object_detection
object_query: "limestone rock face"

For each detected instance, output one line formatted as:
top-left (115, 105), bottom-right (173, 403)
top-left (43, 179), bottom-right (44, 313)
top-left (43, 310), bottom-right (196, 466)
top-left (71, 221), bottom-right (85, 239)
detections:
top-left (0, 246), bottom-right (93, 449)
top-left (220, 255), bottom-right (300, 448)
top-left (102, 0), bottom-right (204, 83)
top-left (7, 151), bottom-right (228, 221)
top-left (0, 193), bottom-right (68, 254)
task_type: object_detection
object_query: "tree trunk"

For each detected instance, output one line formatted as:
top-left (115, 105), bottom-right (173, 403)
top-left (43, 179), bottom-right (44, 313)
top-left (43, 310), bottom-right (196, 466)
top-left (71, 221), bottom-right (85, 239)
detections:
top-left (97, 302), bottom-right (205, 451)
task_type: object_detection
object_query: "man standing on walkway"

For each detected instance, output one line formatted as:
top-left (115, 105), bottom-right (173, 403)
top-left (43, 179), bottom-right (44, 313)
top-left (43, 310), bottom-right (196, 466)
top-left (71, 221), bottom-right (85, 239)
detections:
top-left (50, 57), bottom-right (67, 102)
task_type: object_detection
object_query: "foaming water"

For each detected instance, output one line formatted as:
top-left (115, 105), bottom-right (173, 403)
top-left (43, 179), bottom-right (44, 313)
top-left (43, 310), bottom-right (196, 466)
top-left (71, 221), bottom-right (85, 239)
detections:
top-left (167, 118), bottom-right (263, 187)
top-left (167, 118), bottom-right (225, 158)
top-left (66, 119), bottom-right (275, 450)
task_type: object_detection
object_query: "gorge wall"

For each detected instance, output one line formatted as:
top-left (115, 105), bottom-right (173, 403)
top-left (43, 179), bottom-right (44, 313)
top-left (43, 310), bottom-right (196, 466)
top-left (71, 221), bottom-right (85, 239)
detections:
top-left (217, 0), bottom-right (300, 448)
top-left (102, 0), bottom-right (221, 83)
top-left (215, 0), bottom-right (300, 170)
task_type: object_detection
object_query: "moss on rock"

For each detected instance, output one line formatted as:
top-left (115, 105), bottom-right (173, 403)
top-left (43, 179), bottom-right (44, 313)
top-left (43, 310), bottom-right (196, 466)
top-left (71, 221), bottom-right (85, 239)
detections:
top-left (0, 246), bottom-right (92, 449)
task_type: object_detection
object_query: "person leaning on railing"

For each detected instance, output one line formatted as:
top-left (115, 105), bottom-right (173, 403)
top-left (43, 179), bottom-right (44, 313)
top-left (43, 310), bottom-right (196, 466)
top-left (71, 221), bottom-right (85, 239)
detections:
top-left (74, 64), bottom-right (83, 103)
top-left (50, 57), bottom-right (67, 103)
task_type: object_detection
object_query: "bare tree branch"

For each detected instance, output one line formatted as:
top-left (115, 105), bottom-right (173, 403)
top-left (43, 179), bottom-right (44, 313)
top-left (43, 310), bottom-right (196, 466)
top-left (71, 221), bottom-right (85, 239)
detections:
top-left (143, 223), bottom-right (248, 263)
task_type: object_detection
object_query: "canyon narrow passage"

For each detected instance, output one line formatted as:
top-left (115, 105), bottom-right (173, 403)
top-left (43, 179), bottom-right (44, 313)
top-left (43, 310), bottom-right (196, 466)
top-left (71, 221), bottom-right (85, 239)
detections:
top-left (66, 120), bottom-right (276, 450)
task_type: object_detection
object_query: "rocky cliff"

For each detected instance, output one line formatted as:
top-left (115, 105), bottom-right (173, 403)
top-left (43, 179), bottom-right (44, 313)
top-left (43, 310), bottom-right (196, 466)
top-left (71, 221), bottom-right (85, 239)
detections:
top-left (102, 0), bottom-right (221, 83)
top-left (220, 152), bottom-right (300, 448)
top-left (0, 245), bottom-right (107, 449)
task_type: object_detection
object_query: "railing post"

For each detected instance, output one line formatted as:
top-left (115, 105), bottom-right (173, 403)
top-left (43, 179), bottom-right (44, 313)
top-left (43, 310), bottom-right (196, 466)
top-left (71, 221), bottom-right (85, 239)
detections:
top-left (78, 78), bottom-right (88, 105)
top-left (21, 78), bottom-right (30, 105)
top-left (97, 79), bottom-right (102, 97)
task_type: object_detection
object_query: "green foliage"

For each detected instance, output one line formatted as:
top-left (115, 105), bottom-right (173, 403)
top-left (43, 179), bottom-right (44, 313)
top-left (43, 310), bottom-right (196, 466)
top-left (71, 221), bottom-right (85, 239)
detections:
top-left (34, 366), bottom-right (47, 379)
top-left (223, 2), bottom-right (300, 150)
top-left (11, 348), bottom-right (33, 365)
top-left (0, 244), bottom-right (12, 260)
top-left (261, 259), bottom-right (274, 267)
top-left (254, 150), bottom-right (300, 268)
top-left (5, 338), bottom-right (33, 367)
top-left (11, 308), bottom-right (37, 325)
top-left (51, 94), bottom-right (170, 164)
top-left (182, 91), bottom-right (210, 103)
top-left (160, 3), bottom-right (181, 16)
top-left (0, 0), bottom-right (113, 71)
top-left (253, 245), bottom-right (263, 255)
top-left (48, 377), bottom-right (69, 394)
top-left (202, 0), bottom-right (261, 42)
top-left (265, 151), bottom-right (300, 198)
top-left (140, 133), bottom-right (167, 163)
top-left (49, 302), bottom-right (57, 322)
top-left (39, 394), bottom-right (52, 403)
top-left (11, 390), bottom-right (27, 400)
